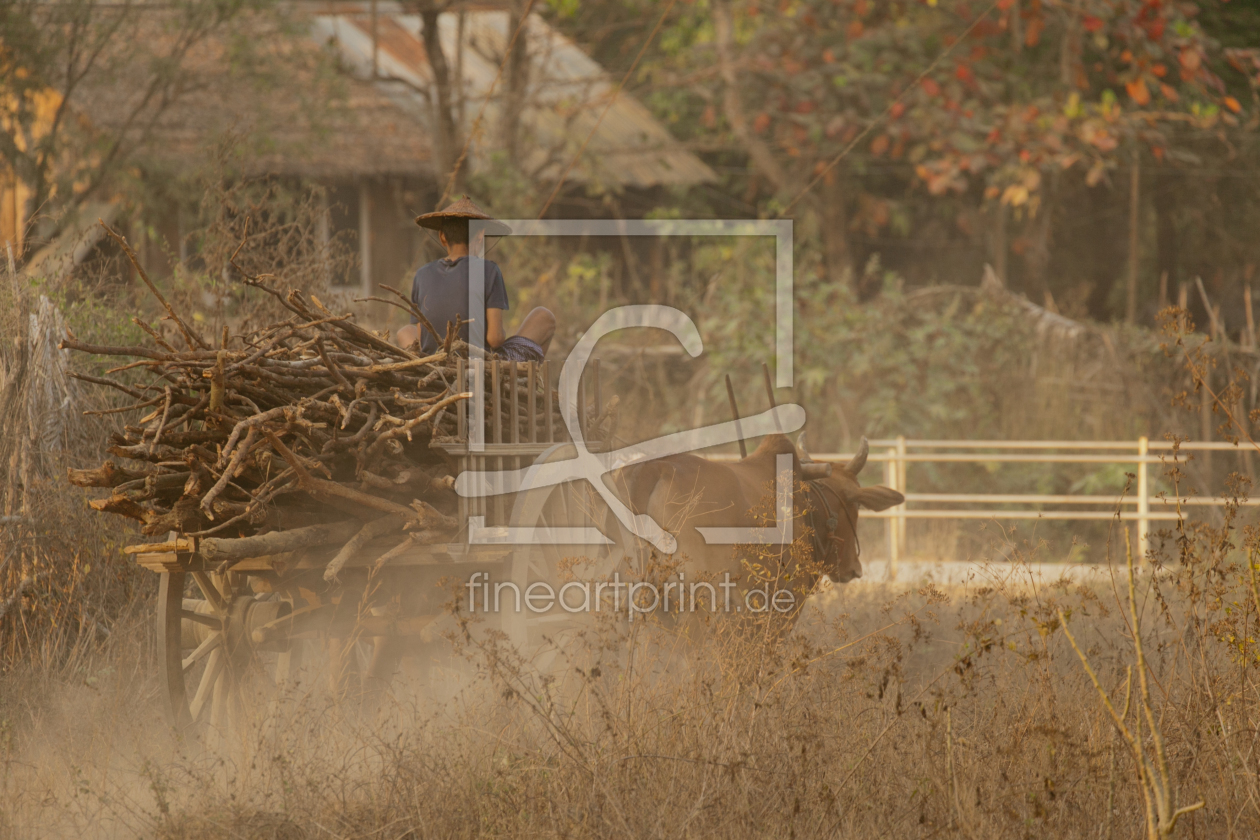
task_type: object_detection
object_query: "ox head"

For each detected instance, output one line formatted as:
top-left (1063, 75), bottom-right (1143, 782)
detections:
top-left (799, 437), bottom-right (904, 583)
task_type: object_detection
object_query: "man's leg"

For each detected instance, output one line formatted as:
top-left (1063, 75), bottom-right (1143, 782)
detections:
top-left (396, 323), bottom-right (419, 348)
top-left (514, 307), bottom-right (556, 355)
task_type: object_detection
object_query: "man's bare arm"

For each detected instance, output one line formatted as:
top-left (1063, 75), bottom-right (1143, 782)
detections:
top-left (486, 308), bottom-right (507, 349)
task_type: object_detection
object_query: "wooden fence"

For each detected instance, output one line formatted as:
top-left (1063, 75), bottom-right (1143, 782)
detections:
top-left (722, 438), bottom-right (1259, 578)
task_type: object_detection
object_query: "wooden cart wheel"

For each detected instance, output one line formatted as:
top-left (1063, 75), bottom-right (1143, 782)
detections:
top-left (157, 569), bottom-right (297, 732)
top-left (157, 569), bottom-right (393, 733)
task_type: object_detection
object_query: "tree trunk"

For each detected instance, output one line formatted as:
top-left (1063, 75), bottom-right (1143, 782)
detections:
top-left (712, 0), bottom-right (788, 194)
top-left (1155, 166), bottom-right (1180, 296)
top-left (990, 201), bottom-right (1008, 284)
top-left (1024, 171), bottom-right (1056, 303)
top-left (500, 0), bottom-right (529, 166)
top-left (821, 168), bottom-right (851, 284)
top-left (1126, 153), bottom-right (1141, 323)
top-left (418, 5), bottom-right (465, 198)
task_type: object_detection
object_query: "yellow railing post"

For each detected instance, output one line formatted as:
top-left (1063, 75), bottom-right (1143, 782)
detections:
top-left (896, 435), bottom-right (908, 558)
top-left (1137, 436), bottom-right (1149, 560)
top-left (885, 446), bottom-right (899, 580)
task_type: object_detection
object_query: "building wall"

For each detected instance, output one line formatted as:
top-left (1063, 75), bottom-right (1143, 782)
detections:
top-left (0, 169), bottom-right (31, 259)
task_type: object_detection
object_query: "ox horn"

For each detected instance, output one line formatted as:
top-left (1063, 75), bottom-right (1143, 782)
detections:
top-left (845, 437), bottom-right (869, 476)
top-left (797, 431), bottom-right (832, 479)
top-left (800, 462), bottom-right (832, 479)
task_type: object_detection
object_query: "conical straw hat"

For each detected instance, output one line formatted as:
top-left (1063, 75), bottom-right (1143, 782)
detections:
top-left (414, 195), bottom-right (511, 235)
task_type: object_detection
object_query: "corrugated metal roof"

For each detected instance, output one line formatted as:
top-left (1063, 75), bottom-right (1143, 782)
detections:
top-left (315, 9), bottom-right (716, 188)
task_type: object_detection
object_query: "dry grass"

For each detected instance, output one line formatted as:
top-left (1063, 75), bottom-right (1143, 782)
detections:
top-left (2, 502), bottom-right (1260, 839)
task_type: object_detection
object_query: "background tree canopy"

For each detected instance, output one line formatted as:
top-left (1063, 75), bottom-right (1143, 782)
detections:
top-left (551, 0), bottom-right (1260, 329)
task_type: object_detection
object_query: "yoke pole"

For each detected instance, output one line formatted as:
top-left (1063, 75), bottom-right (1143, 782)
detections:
top-left (725, 374), bottom-right (747, 459)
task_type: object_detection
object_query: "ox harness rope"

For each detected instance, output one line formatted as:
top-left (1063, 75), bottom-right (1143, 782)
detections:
top-left (803, 480), bottom-right (860, 567)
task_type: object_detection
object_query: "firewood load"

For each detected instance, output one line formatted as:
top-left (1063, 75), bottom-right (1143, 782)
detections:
top-left (60, 225), bottom-right (550, 580)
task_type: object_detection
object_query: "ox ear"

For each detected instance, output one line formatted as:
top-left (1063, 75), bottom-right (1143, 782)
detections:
top-left (796, 430), bottom-right (811, 461)
top-left (844, 485), bottom-right (904, 511)
top-left (845, 437), bottom-right (869, 476)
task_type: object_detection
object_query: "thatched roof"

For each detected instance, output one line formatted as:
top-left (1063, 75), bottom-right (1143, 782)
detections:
top-left (76, 4), bottom-right (714, 187)
top-left (77, 13), bottom-right (435, 179)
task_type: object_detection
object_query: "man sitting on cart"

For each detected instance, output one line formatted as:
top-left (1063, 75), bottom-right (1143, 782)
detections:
top-left (395, 196), bottom-right (555, 363)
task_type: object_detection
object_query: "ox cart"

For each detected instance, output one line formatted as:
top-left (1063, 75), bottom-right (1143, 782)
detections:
top-left (119, 357), bottom-right (613, 732)
top-left (64, 254), bottom-right (617, 732)
top-left (130, 358), bottom-right (626, 732)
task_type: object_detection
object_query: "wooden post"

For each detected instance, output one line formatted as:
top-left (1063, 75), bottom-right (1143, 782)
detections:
top-left (527, 361), bottom-right (537, 444)
top-left (1158, 271), bottom-right (1168, 312)
top-left (358, 182), bottom-right (372, 298)
top-left (543, 360), bottom-right (554, 442)
top-left (1137, 436), bottom-right (1149, 561)
top-left (896, 435), bottom-right (908, 557)
top-left (1201, 363), bottom-right (1214, 491)
top-left (1246, 285), bottom-right (1256, 350)
top-left (725, 374), bottom-right (747, 459)
top-left (1126, 152), bottom-right (1140, 324)
top-left (456, 358), bottom-right (466, 441)
top-left (885, 447), bottom-right (899, 580)
top-left (510, 361), bottom-right (519, 445)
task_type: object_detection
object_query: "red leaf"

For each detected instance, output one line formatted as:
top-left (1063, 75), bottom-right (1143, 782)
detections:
top-left (1180, 49), bottom-right (1202, 72)
top-left (1082, 15), bottom-right (1104, 33)
top-left (752, 112), bottom-right (771, 133)
top-left (870, 134), bottom-right (890, 156)
top-left (1225, 96), bottom-right (1243, 113)
top-left (921, 78), bottom-right (941, 98)
top-left (890, 101), bottom-right (906, 120)
top-left (1126, 77), bottom-right (1151, 106)
top-left (1025, 14), bottom-right (1045, 48)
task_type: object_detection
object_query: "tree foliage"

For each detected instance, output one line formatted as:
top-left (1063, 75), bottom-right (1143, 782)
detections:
top-left (0, 0), bottom-right (300, 261)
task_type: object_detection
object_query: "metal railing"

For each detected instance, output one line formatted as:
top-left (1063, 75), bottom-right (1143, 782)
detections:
top-left (715, 437), bottom-right (1260, 577)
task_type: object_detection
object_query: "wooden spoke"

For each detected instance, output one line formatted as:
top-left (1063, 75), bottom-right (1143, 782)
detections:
top-left (189, 647), bottom-right (225, 720)
top-left (180, 609), bottom-right (221, 630)
top-left (210, 665), bottom-right (230, 729)
top-left (182, 632), bottom-right (222, 672)
top-left (191, 571), bottom-right (227, 615)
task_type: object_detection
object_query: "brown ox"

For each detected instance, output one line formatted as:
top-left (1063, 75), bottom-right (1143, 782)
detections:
top-left (614, 433), bottom-right (903, 618)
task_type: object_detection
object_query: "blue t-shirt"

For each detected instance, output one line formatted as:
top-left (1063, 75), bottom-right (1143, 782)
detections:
top-left (409, 256), bottom-right (509, 354)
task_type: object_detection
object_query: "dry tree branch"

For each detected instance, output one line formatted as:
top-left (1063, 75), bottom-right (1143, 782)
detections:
top-left (1059, 527), bottom-right (1205, 839)
top-left (100, 221), bottom-right (209, 351)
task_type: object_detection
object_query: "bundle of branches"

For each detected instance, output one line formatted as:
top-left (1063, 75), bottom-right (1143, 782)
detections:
top-left (58, 225), bottom-right (542, 580)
